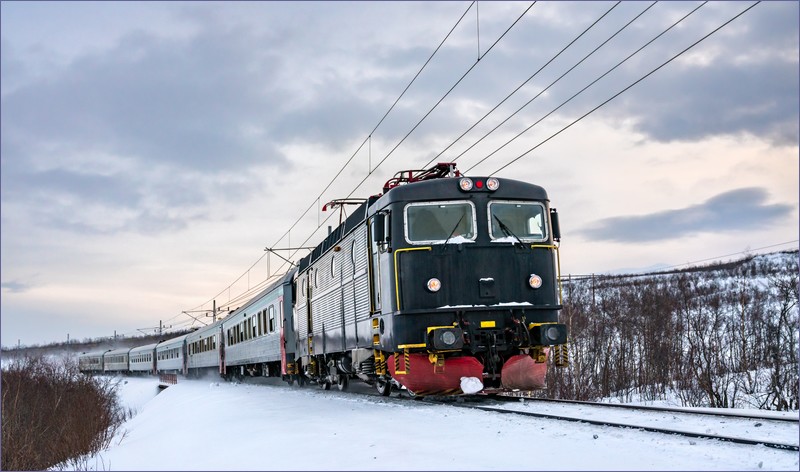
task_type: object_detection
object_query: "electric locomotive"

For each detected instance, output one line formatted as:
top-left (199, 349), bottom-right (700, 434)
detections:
top-left (293, 163), bottom-right (568, 396)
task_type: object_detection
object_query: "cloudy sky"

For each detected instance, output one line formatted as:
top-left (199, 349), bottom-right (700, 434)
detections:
top-left (2, 1), bottom-right (797, 347)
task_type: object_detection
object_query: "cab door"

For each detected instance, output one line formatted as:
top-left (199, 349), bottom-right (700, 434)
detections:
top-left (368, 216), bottom-right (383, 314)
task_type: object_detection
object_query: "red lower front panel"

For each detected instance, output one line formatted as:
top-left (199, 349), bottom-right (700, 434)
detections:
top-left (500, 353), bottom-right (548, 390)
top-left (388, 353), bottom-right (483, 395)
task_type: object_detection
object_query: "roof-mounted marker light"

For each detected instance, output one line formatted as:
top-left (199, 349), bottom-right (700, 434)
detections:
top-left (487, 178), bottom-right (500, 191)
top-left (459, 178), bottom-right (473, 191)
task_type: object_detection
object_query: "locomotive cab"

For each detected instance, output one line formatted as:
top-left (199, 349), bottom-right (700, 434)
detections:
top-left (369, 170), bottom-right (568, 394)
top-left (291, 163), bottom-right (568, 396)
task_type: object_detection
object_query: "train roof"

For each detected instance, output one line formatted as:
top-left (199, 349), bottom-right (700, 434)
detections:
top-left (223, 268), bottom-right (297, 319)
top-left (79, 350), bottom-right (108, 358)
top-left (186, 318), bottom-right (224, 342)
top-left (156, 333), bottom-right (190, 350)
top-left (370, 175), bottom-right (549, 211)
top-left (298, 198), bottom-right (377, 272)
top-left (129, 342), bottom-right (158, 354)
top-left (104, 347), bottom-right (132, 356)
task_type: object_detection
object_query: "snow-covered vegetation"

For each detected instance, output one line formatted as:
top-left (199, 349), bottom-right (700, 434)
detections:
top-left (1, 356), bottom-right (128, 470)
top-left (548, 251), bottom-right (799, 411)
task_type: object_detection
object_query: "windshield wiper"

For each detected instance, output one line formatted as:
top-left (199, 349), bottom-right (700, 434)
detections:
top-left (493, 215), bottom-right (525, 247)
top-left (442, 214), bottom-right (466, 249)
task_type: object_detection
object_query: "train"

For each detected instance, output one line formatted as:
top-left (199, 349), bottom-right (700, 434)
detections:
top-left (79, 163), bottom-right (569, 397)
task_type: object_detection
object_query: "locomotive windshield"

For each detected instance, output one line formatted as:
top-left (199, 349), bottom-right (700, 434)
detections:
top-left (405, 201), bottom-right (476, 244)
top-left (488, 201), bottom-right (547, 242)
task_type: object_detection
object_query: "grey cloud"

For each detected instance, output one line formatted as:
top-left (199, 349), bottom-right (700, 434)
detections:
top-left (600, 2), bottom-right (799, 147)
top-left (2, 1), bottom-right (797, 239)
top-left (578, 188), bottom-right (794, 243)
top-left (1, 21), bottom-right (291, 235)
top-left (488, 1), bottom-right (799, 148)
top-left (617, 60), bottom-right (799, 147)
top-left (2, 280), bottom-right (31, 294)
top-left (2, 27), bottom-right (289, 172)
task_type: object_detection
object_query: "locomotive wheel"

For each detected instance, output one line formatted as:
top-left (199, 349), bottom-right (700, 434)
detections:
top-left (376, 379), bottom-right (391, 396)
top-left (320, 379), bottom-right (331, 390)
top-left (336, 375), bottom-right (349, 391)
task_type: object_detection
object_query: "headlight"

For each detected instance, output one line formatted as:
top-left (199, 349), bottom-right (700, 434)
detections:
top-left (459, 178), bottom-right (473, 191)
top-left (428, 327), bottom-right (464, 350)
top-left (441, 331), bottom-right (456, 345)
top-left (486, 177), bottom-right (500, 191)
top-left (528, 274), bottom-right (543, 289)
top-left (529, 323), bottom-right (568, 346)
top-left (427, 278), bottom-right (442, 292)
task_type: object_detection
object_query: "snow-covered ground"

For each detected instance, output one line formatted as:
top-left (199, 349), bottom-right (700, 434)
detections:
top-left (72, 376), bottom-right (799, 471)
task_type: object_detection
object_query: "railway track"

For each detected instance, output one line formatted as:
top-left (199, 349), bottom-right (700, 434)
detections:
top-left (243, 376), bottom-right (799, 451)
top-left (492, 395), bottom-right (800, 423)
top-left (433, 395), bottom-right (799, 452)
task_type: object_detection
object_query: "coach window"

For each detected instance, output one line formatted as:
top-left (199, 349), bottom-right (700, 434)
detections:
top-left (331, 256), bottom-right (336, 278)
top-left (488, 201), bottom-right (547, 242)
top-left (268, 305), bottom-right (275, 333)
top-left (405, 201), bottom-right (476, 244)
top-left (351, 240), bottom-right (357, 266)
top-left (252, 315), bottom-right (257, 338)
top-left (279, 301), bottom-right (284, 327)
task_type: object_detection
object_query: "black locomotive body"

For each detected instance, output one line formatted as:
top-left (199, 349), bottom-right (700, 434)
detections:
top-left (293, 164), bottom-right (567, 395)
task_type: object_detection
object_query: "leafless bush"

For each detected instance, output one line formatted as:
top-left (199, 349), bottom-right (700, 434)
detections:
top-left (548, 252), bottom-right (799, 410)
top-left (1, 356), bottom-right (126, 470)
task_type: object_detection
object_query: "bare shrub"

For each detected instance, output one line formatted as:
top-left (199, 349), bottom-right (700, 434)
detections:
top-left (1, 356), bottom-right (126, 470)
top-left (550, 252), bottom-right (799, 410)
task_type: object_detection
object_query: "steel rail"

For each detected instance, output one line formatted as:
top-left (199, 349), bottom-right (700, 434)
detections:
top-left (492, 395), bottom-right (799, 423)
top-left (440, 402), bottom-right (799, 452)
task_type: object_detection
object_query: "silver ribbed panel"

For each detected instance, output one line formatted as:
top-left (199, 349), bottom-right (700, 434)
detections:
top-left (225, 334), bottom-right (282, 365)
top-left (188, 351), bottom-right (218, 369)
top-left (295, 223), bottom-right (371, 354)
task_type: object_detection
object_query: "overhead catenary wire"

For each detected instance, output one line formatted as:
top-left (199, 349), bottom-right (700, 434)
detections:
top-left (264, 4), bottom-right (538, 272)
top-left (421, 0), bottom-right (630, 170)
top-left (364, 2), bottom-right (536, 178)
top-left (462, 0), bottom-right (709, 174)
top-left (184, 2), bottom-right (477, 316)
top-left (484, 1), bottom-right (760, 176)
top-left (455, 0), bottom-right (663, 168)
top-left (265, 3), bottom-right (539, 271)
top-left (183, 1), bottom-right (764, 329)
top-left (187, 2), bottom-right (536, 318)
